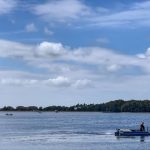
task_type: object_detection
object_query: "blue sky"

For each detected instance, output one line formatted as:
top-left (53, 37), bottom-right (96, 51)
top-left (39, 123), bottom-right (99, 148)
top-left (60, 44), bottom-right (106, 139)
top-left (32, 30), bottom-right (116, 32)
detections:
top-left (0, 0), bottom-right (150, 106)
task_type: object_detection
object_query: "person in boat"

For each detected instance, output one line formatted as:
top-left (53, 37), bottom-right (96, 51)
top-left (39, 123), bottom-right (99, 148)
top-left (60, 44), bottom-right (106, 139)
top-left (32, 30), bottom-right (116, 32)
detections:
top-left (140, 122), bottom-right (145, 131)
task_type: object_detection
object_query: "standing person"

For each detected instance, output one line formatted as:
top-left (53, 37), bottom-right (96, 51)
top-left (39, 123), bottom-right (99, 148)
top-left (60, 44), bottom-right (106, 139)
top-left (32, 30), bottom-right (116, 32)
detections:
top-left (140, 122), bottom-right (145, 131)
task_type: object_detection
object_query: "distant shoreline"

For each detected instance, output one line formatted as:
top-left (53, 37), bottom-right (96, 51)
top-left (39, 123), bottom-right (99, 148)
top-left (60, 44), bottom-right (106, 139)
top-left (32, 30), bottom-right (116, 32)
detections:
top-left (1, 111), bottom-right (150, 113)
top-left (1, 99), bottom-right (150, 112)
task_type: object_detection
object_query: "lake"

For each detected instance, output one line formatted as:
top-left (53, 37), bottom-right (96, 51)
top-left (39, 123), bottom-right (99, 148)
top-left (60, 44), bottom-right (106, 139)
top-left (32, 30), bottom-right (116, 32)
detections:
top-left (0, 112), bottom-right (150, 150)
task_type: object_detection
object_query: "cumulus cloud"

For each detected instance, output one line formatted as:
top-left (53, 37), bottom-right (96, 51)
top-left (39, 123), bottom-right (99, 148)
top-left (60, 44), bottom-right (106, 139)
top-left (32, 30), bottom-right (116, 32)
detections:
top-left (1, 39), bottom-right (150, 84)
top-left (0, 39), bottom-right (67, 60)
top-left (37, 41), bottom-right (66, 57)
top-left (43, 76), bottom-right (71, 87)
top-left (1, 39), bottom-right (150, 95)
top-left (0, 39), bottom-right (150, 74)
top-left (25, 23), bottom-right (37, 32)
top-left (0, 0), bottom-right (17, 15)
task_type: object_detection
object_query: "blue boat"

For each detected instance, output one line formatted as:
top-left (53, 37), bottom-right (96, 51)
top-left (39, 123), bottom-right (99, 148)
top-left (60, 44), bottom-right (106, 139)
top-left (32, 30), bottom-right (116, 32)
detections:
top-left (115, 129), bottom-right (150, 136)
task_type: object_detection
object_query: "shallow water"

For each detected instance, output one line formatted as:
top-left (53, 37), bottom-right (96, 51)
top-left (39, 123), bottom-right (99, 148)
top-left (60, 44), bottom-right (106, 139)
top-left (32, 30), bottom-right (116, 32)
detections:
top-left (0, 112), bottom-right (150, 150)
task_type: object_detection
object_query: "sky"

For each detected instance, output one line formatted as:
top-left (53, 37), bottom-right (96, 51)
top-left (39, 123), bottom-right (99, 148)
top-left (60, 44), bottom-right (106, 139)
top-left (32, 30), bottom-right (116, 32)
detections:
top-left (0, 0), bottom-right (150, 106)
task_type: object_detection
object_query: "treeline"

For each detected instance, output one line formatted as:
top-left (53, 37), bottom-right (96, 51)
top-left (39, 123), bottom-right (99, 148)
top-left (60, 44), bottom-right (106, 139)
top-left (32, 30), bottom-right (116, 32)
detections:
top-left (1, 100), bottom-right (150, 112)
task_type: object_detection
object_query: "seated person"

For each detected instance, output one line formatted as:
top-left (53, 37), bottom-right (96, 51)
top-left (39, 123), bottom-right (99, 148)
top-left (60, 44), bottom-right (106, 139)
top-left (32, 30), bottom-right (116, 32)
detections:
top-left (140, 122), bottom-right (145, 131)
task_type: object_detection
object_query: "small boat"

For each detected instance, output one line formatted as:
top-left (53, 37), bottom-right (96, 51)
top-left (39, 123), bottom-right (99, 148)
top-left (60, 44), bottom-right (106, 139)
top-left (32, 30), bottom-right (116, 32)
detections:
top-left (115, 129), bottom-right (150, 136)
top-left (5, 113), bottom-right (13, 116)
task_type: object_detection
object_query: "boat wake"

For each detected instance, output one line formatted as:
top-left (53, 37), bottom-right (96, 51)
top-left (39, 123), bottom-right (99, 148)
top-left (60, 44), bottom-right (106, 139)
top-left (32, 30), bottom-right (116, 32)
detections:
top-left (1, 131), bottom-right (114, 144)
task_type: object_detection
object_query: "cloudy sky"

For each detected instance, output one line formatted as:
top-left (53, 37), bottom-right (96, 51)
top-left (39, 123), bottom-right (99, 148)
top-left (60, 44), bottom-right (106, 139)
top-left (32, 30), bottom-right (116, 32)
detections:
top-left (0, 0), bottom-right (150, 106)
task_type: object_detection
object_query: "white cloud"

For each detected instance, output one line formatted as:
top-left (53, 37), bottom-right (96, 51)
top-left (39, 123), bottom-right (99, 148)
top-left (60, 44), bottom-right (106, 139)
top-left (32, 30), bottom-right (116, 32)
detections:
top-left (44, 27), bottom-right (53, 35)
top-left (0, 39), bottom-right (150, 74)
top-left (37, 41), bottom-right (66, 57)
top-left (0, 39), bottom-right (34, 58)
top-left (0, 0), bottom-right (17, 15)
top-left (25, 23), bottom-right (37, 32)
top-left (89, 1), bottom-right (150, 27)
top-left (43, 76), bottom-right (71, 87)
top-left (33, 0), bottom-right (92, 23)
top-left (1, 39), bottom-right (150, 104)
top-left (1, 78), bottom-right (38, 86)
top-left (70, 47), bottom-right (135, 67)
top-left (145, 48), bottom-right (150, 57)
top-left (73, 79), bottom-right (92, 89)
top-left (0, 75), bottom-right (93, 89)
top-left (36, 63), bottom-right (71, 74)
top-left (32, 1), bottom-right (150, 27)
top-left (137, 47), bottom-right (150, 59)
top-left (1, 39), bottom-right (150, 85)
top-left (107, 64), bottom-right (121, 72)
top-left (0, 40), bottom-right (66, 60)
top-left (136, 54), bottom-right (146, 59)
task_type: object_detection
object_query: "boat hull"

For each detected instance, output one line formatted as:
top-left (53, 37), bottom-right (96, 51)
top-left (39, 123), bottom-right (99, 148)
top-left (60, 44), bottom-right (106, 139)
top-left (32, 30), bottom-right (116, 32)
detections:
top-left (115, 130), bottom-right (150, 136)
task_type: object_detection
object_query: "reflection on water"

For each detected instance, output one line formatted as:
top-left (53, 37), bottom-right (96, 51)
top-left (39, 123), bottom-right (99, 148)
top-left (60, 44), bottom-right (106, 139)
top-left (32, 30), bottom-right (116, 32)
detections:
top-left (140, 136), bottom-right (145, 142)
top-left (116, 135), bottom-right (146, 142)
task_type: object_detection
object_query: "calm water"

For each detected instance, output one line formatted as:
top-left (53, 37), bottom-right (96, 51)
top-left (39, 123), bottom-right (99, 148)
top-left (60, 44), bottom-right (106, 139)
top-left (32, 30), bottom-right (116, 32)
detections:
top-left (0, 112), bottom-right (150, 150)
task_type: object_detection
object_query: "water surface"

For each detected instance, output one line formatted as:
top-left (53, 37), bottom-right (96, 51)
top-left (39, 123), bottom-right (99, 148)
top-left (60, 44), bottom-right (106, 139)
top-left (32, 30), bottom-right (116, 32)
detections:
top-left (0, 112), bottom-right (150, 150)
